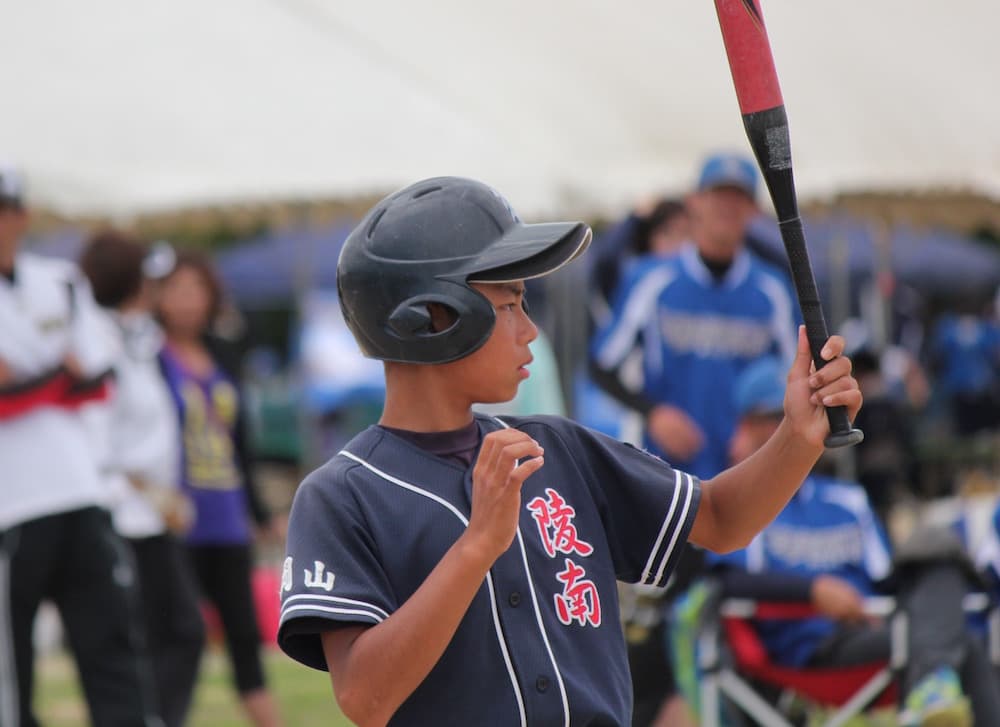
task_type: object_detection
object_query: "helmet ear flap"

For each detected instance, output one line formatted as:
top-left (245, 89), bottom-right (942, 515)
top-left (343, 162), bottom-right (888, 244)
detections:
top-left (381, 287), bottom-right (497, 363)
top-left (387, 295), bottom-right (462, 340)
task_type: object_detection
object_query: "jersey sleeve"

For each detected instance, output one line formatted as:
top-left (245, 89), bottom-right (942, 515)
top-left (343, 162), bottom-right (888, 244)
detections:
top-left (590, 260), bottom-right (676, 371)
top-left (278, 463), bottom-right (398, 671)
top-left (545, 418), bottom-right (701, 587)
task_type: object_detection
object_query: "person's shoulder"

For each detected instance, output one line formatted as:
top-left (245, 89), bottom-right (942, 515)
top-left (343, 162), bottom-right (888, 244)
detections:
top-left (481, 412), bottom-right (571, 437)
top-left (481, 413), bottom-right (600, 449)
top-left (483, 413), bottom-right (644, 460)
top-left (296, 427), bottom-right (385, 499)
top-left (18, 252), bottom-right (82, 283)
top-left (617, 254), bottom-right (682, 295)
top-left (90, 305), bottom-right (123, 349)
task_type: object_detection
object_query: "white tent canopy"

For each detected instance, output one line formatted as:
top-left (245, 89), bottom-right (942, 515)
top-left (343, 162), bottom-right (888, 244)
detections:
top-left (5, 0), bottom-right (998, 217)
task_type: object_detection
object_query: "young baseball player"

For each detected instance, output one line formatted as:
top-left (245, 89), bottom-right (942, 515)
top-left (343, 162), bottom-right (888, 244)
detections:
top-left (277, 177), bottom-right (862, 727)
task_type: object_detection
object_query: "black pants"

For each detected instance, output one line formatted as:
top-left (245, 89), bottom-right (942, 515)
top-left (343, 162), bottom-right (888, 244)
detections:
top-left (808, 564), bottom-right (1000, 726)
top-left (186, 543), bottom-right (266, 694)
top-left (0, 506), bottom-right (160, 727)
top-left (129, 534), bottom-right (206, 727)
top-left (628, 621), bottom-right (676, 727)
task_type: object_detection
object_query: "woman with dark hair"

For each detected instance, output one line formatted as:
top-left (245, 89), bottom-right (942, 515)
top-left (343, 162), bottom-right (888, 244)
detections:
top-left (156, 250), bottom-right (284, 727)
top-left (78, 229), bottom-right (205, 727)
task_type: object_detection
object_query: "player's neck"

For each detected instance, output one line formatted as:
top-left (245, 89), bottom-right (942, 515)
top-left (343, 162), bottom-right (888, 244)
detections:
top-left (380, 367), bottom-right (475, 432)
top-left (693, 235), bottom-right (741, 265)
top-left (165, 330), bottom-right (204, 351)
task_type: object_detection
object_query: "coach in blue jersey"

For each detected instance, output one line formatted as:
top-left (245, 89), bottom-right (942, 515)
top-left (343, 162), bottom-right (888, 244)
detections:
top-left (707, 358), bottom-right (1000, 727)
top-left (277, 177), bottom-right (861, 727)
top-left (591, 153), bottom-right (799, 480)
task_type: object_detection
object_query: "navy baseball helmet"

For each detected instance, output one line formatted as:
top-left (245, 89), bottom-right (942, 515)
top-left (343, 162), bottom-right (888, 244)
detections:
top-left (337, 176), bottom-right (591, 364)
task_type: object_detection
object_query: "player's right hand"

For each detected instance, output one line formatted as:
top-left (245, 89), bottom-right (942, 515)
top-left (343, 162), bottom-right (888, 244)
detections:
top-left (467, 429), bottom-right (545, 561)
top-left (647, 405), bottom-right (705, 463)
top-left (811, 574), bottom-right (866, 623)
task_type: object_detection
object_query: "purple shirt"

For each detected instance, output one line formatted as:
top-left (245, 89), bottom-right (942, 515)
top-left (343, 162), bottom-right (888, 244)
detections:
top-left (160, 346), bottom-right (252, 545)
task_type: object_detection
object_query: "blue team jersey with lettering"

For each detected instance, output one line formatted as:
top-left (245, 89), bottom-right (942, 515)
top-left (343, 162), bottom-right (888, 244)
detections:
top-left (278, 414), bottom-right (701, 727)
top-left (930, 314), bottom-right (1000, 395)
top-left (591, 243), bottom-right (799, 479)
top-left (709, 475), bottom-right (892, 667)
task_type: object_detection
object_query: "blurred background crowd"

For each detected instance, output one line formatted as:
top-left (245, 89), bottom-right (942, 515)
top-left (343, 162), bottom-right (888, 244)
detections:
top-left (5, 147), bottom-right (999, 725)
top-left (3, 1), bottom-right (1000, 726)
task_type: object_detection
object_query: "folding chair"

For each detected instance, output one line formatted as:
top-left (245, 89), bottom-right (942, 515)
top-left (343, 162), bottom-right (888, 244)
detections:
top-left (697, 594), bottom-right (996, 727)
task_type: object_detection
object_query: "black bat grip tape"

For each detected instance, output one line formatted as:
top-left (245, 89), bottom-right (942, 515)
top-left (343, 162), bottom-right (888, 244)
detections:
top-left (778, 218), bottom-right (864, 448)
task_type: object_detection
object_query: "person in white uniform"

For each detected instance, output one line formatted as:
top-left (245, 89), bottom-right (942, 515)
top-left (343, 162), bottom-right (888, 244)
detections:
top-left (0, 167), bottom-right (161, 727)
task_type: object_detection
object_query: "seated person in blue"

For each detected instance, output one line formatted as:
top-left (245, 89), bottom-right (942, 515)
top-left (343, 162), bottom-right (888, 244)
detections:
top-left (709, 358), bottom-right (1000, 727)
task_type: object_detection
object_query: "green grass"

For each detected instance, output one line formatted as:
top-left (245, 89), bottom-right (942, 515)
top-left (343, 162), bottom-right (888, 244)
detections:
top-left (35, 646), bottom-right (354, 727)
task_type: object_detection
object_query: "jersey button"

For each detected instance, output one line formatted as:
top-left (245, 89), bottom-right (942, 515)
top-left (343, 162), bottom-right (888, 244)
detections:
top-left (535, 676), bottom-right (550, 693)
top-left (508, 591), bottom-right (521, 607)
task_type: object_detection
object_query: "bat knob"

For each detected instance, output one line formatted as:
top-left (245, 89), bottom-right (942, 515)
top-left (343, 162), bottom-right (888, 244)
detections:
top-left (824, 428), bottom-right (865, 449)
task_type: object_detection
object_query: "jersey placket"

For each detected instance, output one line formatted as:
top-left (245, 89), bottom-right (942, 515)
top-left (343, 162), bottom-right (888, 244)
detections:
top-left (461, 457), bottom-right (571, 727)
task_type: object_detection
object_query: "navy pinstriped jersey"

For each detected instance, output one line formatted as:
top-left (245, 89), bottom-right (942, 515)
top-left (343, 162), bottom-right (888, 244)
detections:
top-left (278, 413), bottom-right (700, 726)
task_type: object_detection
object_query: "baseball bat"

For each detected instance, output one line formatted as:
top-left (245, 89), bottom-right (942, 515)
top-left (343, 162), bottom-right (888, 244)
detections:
top-left (713, 0), bottom-right (863, 448)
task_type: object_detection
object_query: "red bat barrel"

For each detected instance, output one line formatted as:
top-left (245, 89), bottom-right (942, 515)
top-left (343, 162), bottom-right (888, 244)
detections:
top-left (713, 0), bottom-right (864, 448)
top-left (716, 0), bottom-right (784, 114)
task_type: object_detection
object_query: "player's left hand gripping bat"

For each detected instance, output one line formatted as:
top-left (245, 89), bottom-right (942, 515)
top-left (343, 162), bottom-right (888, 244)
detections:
top-left (713, 0), bottom-right (863, 448)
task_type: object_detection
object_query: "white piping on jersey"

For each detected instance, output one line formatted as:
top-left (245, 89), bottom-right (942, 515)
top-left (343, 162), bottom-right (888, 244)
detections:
top-left (338, 450), bottom-right (527, 727)
top-left (643, 302), bottom-right (664, 378)
top-left (282, 593), bottom-right (390, 620)
top-left (491, 415), bottom-right (571, 727)
top-left (281, 604), bottom-right (383, 624)
top-left (594, 265), bottom-right (677, 369)
top-left (514, 529), bottom-right (571, 727)
top-left (652, 473), bottom-right (696, 586)
top-left (757, 271), bottom-right (798, 367)
top-left (640, 470), bottom-right (684, 586)
top-left (280, 594), bottom-right (390, 624)
top-left (0, 550), bottom-right (19, 727)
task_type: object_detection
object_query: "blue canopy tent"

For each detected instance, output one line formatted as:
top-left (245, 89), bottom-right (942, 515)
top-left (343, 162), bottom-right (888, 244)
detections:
top-left (214, 223), bottom-right (354, 307)
top-left (748, 215), bottom-right (1000, 299)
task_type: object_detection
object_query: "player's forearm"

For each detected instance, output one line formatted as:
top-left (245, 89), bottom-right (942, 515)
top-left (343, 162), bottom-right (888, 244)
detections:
top-left (330, 532), bottom-right (496, 726)
top-left (694, 419), bottom-right (821, 553)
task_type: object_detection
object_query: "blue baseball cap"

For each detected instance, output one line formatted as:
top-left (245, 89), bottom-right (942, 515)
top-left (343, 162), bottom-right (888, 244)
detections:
top-left (734, 357), bottom-right (785, 419)
top-left (697, 153), bottom-right (758, 199)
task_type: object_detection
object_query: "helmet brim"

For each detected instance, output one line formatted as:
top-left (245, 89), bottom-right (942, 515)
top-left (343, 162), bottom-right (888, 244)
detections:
top-left (463, 221), bottom-right (592, 283)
